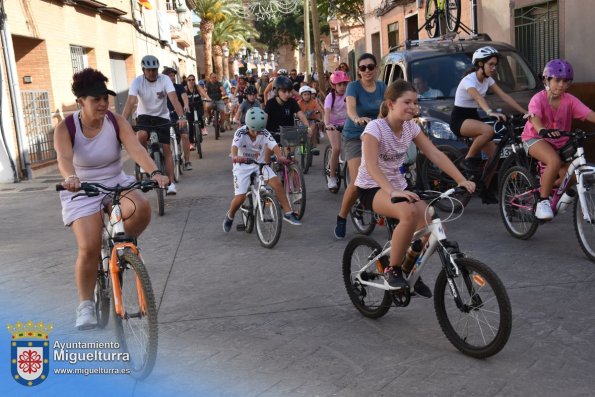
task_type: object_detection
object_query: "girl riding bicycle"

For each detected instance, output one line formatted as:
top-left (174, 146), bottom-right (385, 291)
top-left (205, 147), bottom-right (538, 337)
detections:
top-left (450, 46), bottom-right (528, 203)
top-left (355, 80), bottom-right (475, 293)
top-left (522, 59), bottom-right (595, 220)
top-left (324, 70), bottom-right (350, 192)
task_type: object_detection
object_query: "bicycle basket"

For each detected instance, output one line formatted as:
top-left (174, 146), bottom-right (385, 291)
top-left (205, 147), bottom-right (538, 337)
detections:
top-left (279, 126), bottom-right (308, 147)
top-left (559, 140), bottom-right (576, 162)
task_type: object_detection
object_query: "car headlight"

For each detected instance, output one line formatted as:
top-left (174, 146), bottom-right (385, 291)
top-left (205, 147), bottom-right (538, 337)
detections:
top-left (419, 117), bottom-right (458, 141)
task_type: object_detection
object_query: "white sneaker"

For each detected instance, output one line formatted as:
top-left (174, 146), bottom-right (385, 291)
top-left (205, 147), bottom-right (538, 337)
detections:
top-left (319, 131), bottom-right (325, 140)
top-left (327, 176), bottom-right (338, 190)
top-left (167, 183), bottom-right (177, 195)
top-left (75, 300), bottom-right (97, 330)
top-left (535, 199), bottom-right (554, 220)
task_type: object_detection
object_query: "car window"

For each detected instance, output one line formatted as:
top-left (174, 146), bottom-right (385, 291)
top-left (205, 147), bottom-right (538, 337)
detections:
top-left (409, 53), bottom-right (471, 98)
top-left (494, 51), bottom-right (537, 92)
top-left (391, 66), bottom-right (404, 83)
top-left (383, 64), bottom-right (393, 85)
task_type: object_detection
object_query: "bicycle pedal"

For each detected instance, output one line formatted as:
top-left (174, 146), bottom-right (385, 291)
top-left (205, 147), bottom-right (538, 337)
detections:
top-left (236, 224), bottom-right (246, 231)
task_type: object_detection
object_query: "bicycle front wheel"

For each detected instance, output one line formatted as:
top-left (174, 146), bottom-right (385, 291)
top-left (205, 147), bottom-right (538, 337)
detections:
top-left (287, 163), bottom-right (307, 219)
top-left (153, 151), bottom-right (165, 216)
top-left (342, 236), bottom-right (392, 318)
top-left (112, 249), bottom-right (158, 379)
top-left (171, 137), bottom-right (181, 183)
top-left (445, 0), bottom-right (461, 32)
top-left (425, 0), bottom-right (439, 38)
top-left (95, 268), bottom-right (110, 329)
top-left (434, 257), bottom-right (512, 358)
top-left (499, 166), bottom-right (539, 239)
top-left (214, 110), bottom-right (220, 140)
top-left (574, 171), bottom-right (595, 262)
top-left (256, 192), bottom-right (283, 248)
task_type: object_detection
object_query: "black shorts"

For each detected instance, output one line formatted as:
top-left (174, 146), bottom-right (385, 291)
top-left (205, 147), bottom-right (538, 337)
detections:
top-left (357, 186), bottom-right (381, 212)
top-left (134, 115), bottom-right (171, 144)
top-left (449, 106), bottom-right (480, 137)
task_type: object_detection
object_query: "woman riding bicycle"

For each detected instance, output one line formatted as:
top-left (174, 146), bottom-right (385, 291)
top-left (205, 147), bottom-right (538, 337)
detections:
top-left (450, 46), bottom-right (528, 204)
top-left (54, 68), bottom-right (168, 330)
top-left (355, 80), bottom-right (475, 293)
top-left (324, 70), bottom-right (350, 193)
top-left (522, 59), bottom-right (595, 220)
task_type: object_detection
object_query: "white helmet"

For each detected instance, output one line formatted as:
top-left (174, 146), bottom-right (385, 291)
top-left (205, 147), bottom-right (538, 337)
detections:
top-left (472, 46), bottom-right (498, 65)
top-left (299, 85), bottom-right (312, 95)
top-left (141, 55), bottom-right (160, 69)
top-left (278, 68), bottom-right (288, 76)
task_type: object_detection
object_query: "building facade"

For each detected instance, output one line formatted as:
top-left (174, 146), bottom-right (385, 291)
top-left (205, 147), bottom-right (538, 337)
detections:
top-left (0, 0), bottom-right (197, 182)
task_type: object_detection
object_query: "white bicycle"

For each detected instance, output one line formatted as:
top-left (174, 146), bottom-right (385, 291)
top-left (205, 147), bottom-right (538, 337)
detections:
top-left (342, 188), bottom-right (512, 358)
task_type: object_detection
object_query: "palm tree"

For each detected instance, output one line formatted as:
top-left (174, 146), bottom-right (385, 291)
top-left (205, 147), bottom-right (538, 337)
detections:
top-left (212, 18), bottom-right (259, 80)
top-left (193, 0), bottom-right (230, 76)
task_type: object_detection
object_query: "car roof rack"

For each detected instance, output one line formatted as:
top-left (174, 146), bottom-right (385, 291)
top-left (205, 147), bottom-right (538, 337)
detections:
top-left (389, 32), bottom-right (493, 52)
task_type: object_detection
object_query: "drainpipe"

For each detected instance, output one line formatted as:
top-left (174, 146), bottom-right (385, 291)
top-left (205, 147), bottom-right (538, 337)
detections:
top-left (0, 6), bottom-right (31, 179)
top-left (472, 0), bottom-right (478, 35)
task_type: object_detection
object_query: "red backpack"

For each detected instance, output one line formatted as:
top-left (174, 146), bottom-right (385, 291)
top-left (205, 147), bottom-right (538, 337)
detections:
top-left (65, 110), bottom-right (120, 144)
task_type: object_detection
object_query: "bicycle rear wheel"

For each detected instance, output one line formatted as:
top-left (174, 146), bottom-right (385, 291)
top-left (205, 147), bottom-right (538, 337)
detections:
top-left (195, 123), bottom-right (203, 159)
top-left (241, 194), bottom-right (254, 233)
top-left (574, 169), bottom-right (595, 262)
top-left (425, 0), bottom-right (440, 38)
top-left (445, 0), bottom-right (461, 32)
top-left (499, 166), bottom-right (539, 239)
top-left (287, 163), bottom-right (307, 219)
top-left (434, 257), bottom-right (512, 358)
top-left (342, 236), bottom-right (392, 318)
top-left (214, 110), bottom-right (220, 140)
top-left (256, 192), bottom-right (283, 248)
top-left (298, 144), bottom-right (310, 174)
top-left (153, 151), bottom-right (165, 216)
top-left (112, 248), bottom-right (158, 379)
top-left (95, 269), bottom-right (110, 329)
top-left (349, 198), bottom-right (376, 235)
top-left (419, 145), bottom-right (470, 212)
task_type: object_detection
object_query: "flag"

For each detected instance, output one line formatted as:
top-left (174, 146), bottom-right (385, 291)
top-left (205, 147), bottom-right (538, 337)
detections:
top-left (139, 0), bottom-right (152, 10)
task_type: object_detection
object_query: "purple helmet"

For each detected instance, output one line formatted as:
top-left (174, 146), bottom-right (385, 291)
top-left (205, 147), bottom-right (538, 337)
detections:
top-left (543, 59), bottom-right (574, 80)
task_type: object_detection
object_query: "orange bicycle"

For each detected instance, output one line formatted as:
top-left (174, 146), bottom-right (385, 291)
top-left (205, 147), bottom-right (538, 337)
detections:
top-left (57, 180), bottom-right (158, 379)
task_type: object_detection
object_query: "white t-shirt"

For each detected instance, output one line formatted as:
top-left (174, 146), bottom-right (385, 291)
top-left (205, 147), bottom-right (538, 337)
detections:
top-left (129, 74), bottom-right (175, 119)
top-left (231, 126), bottom-right (277, 171)
top-left (454, 73), bottom-right (495, 108)
top-left (355, 118), bottom-right (421, 191)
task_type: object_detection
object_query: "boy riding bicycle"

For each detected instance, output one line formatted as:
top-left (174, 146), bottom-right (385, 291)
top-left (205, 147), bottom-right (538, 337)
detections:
top-left (223, 108), bottom-right (302, 232)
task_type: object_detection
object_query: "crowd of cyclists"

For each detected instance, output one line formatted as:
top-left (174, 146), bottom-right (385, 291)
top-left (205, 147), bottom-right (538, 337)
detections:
top-left (54, 47), bottom-right (595, 330)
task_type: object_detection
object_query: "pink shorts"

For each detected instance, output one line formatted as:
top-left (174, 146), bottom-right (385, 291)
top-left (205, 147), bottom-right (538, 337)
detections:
top-left (60, 173), bottom-right (135, 226)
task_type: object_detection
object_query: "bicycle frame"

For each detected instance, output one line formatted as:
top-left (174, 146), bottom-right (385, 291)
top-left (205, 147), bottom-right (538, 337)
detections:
top-left (241, 164), bottom-right (273, 223)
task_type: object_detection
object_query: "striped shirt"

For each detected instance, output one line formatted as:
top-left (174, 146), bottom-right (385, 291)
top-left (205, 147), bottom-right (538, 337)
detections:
top-left (355, 118), bottom-right (421, 191)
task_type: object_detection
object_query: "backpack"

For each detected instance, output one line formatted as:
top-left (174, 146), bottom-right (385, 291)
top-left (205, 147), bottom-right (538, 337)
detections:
top-left (65, 110), bottom-right (120, 145)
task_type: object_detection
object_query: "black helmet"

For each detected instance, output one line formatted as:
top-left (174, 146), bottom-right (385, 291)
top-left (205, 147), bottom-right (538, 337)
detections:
top-left (245, 85), bottom-right (258, 95)
top-left (273, 76), bottom-right (293, 91)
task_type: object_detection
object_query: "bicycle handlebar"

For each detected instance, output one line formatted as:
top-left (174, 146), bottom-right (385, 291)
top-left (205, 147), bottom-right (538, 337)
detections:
top-left (390, 187), bottom-right (468, 204)
top-left (56, 180), bottom-right (159, 194)
top-left (538, 128), bottom-right (595, 139)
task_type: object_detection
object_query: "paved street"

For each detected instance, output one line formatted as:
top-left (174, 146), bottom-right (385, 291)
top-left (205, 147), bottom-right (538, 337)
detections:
top-left (1, 127), bottom-right (595, 396)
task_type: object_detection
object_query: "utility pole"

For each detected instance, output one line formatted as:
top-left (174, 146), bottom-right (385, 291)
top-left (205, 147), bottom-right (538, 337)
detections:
top-left (310, 0), bottom-right (325, 92)
top-left (303, 0), bottom-right (311, 81)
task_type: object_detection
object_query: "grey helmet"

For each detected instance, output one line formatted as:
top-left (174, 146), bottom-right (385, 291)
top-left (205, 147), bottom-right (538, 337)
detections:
top-left (245, 107), bottom-right (268, 131)
top-left (141, 55), bottom-right (160, 69)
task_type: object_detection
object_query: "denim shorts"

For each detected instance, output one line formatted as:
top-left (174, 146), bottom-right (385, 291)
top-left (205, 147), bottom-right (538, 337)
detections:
top-left (523, 138), bottom-right (541, 153)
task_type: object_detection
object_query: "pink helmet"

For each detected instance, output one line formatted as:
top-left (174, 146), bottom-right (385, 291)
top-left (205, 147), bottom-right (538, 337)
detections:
top-left (330, 70), bottom-right (350, 85)
top-left (543, 59), bottom-right (574, 80)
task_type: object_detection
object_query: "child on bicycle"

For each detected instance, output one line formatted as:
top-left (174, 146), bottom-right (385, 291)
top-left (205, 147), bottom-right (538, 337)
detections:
top-left (234, 85), bottom-right (261, 125)
top-left (223, 107), bottom-right (302, 232)
top-left (324, 70), bottom-right (350, 192)
top-left (355, 80), bottom-right (475, 293)
top-left (450, 46), bottom-right (528, 204)
top-left (522, 59), bottom-right (595, 220)
top-left (298, 85), bottom-right (325, 150)
top-left (264, 75), bottom-right (313, 152)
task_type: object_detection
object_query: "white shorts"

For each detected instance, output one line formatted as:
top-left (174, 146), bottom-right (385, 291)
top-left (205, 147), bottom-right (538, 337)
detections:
top-left (233, 164), bottom-right (276, 195)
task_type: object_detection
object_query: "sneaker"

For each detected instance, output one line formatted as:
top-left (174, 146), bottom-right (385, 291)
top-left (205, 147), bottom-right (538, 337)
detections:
top-left (166, 183), bottom-right (177, 195)
top-left (461, 157), bottom-right (482, 172)
top-left (189, 144), bottom-right (196, 151)
top-left (334, 216), bottom-right (347, 239)
top-left (223, 213), bottom-right (234, 232)
top-left (201, 128), bottom-right (208, 136)
top-left (75, 300), bottom-right (97, 330)
top-left (327, 176), bottom-right (338, 192)
top-left (185, 162), bottom-right (193, 171)
top-left (283, 212), bottom-right (302, 225)
top-left (535, 199), bottom-right (554, 220)
top-left (311, 147), bottom-right (320, 156)
top-left (479, 188), bottom-right (498, 205)
top-left (319, 131), bottom-right (325, 140)
top-left (383, 266), bottom-right (409, 290)
top-left (413, 277), bottom-right (432, 298)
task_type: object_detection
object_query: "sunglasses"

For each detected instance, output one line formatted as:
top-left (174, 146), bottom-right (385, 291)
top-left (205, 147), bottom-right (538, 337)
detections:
top-left (188, 78), bottom-right (195, 81)
top-left (358, 64), bottom-right (376, 72)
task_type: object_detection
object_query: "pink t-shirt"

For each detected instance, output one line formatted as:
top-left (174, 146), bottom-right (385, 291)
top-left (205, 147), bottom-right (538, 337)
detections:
top-left (522, 90), bottom-right (592, 148)
top-left (324, 92), bottom-right (347, 126)
top-left (355, 118), bottom-right (421, 191)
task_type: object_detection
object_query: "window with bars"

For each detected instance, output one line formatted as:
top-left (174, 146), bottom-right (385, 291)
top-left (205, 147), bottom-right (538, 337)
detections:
top-left (514, 1), bottom-right (558, 75)
top-left (387, 22), bottom-right (399, 49)
top-left (70, 45), bottom-right (88, 74)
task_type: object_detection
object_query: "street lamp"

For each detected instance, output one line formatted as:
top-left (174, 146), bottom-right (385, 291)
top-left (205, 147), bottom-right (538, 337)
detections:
top-left (223, 46), bottom-right (230, 58)
top-left (298, 38), bottom-right (304, 55)
top-left (240, 46), bottom-right (247, 58)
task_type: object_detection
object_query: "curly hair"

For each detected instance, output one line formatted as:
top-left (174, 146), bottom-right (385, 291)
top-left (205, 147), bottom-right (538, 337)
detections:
top-left (71, 68), bottom-right (109, 97)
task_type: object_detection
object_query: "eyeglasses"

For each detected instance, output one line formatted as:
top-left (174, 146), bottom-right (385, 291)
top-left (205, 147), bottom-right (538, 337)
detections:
top-left (188, 78), bottom-right (195, 81)
top-left (358, 64), bottom-right (376, 72)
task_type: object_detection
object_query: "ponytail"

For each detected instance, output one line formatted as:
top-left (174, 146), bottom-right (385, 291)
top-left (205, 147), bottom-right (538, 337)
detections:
top-left (378, 101), bottom-right (389, 119)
